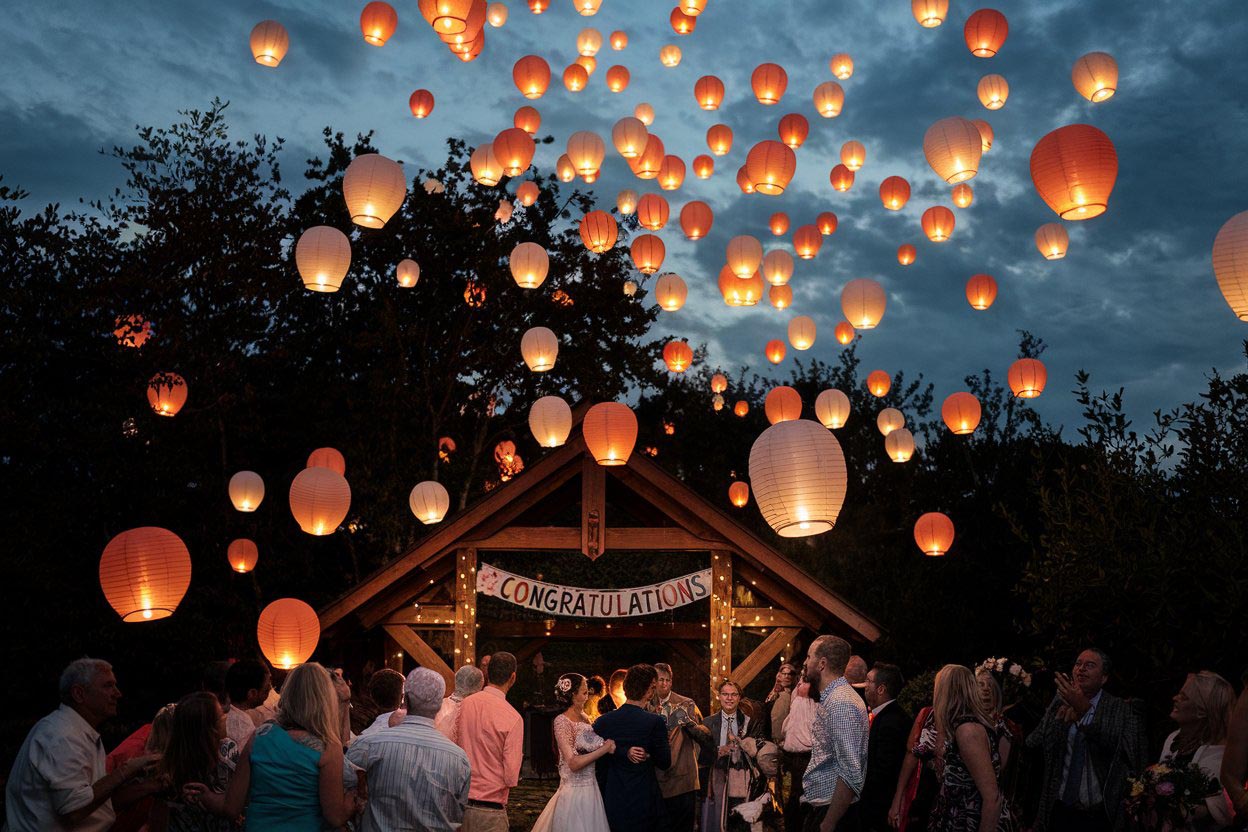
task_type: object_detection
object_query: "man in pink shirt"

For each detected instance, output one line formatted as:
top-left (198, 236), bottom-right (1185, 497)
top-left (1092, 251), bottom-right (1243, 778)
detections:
top-left (456, 651), bottom-right (523, 832)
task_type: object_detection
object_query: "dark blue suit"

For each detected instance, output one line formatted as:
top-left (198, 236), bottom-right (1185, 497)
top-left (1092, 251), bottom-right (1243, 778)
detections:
top-left (594, 703), bottom-right (672, 832)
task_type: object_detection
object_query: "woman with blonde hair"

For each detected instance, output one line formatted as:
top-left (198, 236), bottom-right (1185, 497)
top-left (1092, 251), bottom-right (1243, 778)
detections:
top-left (1160, 671), bottom-right (1236, 830)
top-left (928, 664), bottom-right (1013, 832)
top-left (184, 662), bottom-right (361, 830)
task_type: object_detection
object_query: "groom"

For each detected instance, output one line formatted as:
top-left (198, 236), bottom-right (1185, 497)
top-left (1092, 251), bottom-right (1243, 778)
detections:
top-left (594, 663), bottom-right (672, 831)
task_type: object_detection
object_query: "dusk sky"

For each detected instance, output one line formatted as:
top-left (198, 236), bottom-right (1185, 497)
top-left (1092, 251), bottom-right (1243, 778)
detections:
top-left (4, 0), bottom-right (1247, 433)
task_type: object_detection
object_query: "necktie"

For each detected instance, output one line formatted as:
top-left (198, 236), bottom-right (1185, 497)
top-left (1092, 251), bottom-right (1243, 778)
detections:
top-left (1062, 725), bottom-right (1087, 806)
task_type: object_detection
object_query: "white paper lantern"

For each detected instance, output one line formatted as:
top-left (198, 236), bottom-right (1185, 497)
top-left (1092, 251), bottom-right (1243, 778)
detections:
top-left (749, 419), bottom-right (848, 537)
top-left (409, 481), bottom-right (450, 524)
top-left (814, 389), bottom-right (851, 429)
top-left (521, 326), bottom-right (559, 372)
top-left (228, 471), bottom-right (265, 512)
top-left (529, 395), bottom-right (573, 447)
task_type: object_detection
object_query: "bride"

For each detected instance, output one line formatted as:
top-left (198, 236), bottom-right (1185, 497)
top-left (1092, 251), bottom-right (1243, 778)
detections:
top-left (531, 673), bottom-right (615, 832)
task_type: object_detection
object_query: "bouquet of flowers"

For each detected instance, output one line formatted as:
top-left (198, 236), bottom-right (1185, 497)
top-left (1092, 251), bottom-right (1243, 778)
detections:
top-left (1123, 759), bottom-right (1221, 832)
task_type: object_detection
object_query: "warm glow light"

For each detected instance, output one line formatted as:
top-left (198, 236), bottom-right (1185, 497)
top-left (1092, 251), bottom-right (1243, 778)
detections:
top-left (942, 392), bottom-right (982, 435)
top-left (521, 326), bottom-right (559, 371)
top-left (815, 389), bottom-right (851, 429)
top-left (867, 370), bottom-right (891, 398)
top-left (914, 512), bottom-right (955, 556)
top-left (257, 599), bottom-right (320, 669)
top-left (289, 467), bottom-right (351, 535)
top-left (1213, 211), bottom-right (1248, 321)
top-left (966, 273), bottom-right (998, 310)
top-left (1030, 124), bottom-right (1118, 220)
top-left (529, 395), bottom-right (573, 446)
top-left (1072, 52), bottom-right (1118, 102)
top-left (582, 402), bottom-right (638, 466)
top-left (841, 279), bottom-right (886, 329)
top-left (1035, 223), bottom-right (1069, 260)
top-left (99, 527), bottom-right (192, 622)
top-left (830, 53), bottom-right (853, 79)
top-left (1008, 358), bottom-right (1048, 398)
top-left (750, 420), bottom-right (848, 537)
top-left (409, 481), bottom-right (450, 523)
top-left (229, 471), bottom-right (265, 512)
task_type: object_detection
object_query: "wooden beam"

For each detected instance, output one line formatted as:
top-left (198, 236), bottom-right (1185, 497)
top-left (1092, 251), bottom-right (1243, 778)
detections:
top-left (468, 527), bottom-right (580, 550)
top-left (452, 549), bottom-right (477, 670)
top-left (478, 621), bottom-right (709, 640)
top-left (383, 605), bottom-right (456, 626)
top-left (709, 550), bottom-right (733, 706)
top-left (733, 561), bottom-right (824, 631)
top-left (730, 628), bottom-right (802, 691)
top-left (358, 560), bottom-right (455, 630)
top-left (383, 625), bottom-right (454, 690)
top-left (383, 632), bottom-right (403, 673)
top-left (732, 608), bottom-right (803, 628)
top-left (582, 456), bottom-right (606, 560)
top-left (465, 526), bottom-right (726, 551)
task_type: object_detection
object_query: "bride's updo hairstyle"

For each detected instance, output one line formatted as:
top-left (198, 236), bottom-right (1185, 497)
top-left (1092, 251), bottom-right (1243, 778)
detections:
top-left (554, 673), bottom-right (586, 709)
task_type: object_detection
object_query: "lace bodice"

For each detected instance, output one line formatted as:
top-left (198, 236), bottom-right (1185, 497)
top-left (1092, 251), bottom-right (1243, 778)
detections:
top-left (554, 713), bottom-right (602, 787)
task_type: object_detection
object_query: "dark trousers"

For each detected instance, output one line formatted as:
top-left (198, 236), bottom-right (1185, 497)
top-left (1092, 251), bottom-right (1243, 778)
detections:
top-left (661, 790), bottom-right (696, 832)
top-left (1050, 802), bottom-right (1110, 832)
top-left (783, 751), bottom-right (812, 829)
top-left (803, 802), bottom-right (860, 832)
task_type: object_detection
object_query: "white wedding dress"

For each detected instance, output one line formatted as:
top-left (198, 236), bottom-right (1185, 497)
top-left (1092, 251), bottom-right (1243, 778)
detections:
top-left (530, 714), bottom-right (611, 832)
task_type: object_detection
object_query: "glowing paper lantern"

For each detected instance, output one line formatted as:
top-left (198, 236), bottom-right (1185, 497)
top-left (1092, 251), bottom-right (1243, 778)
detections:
top-left (663, 340), bottom-right (693, 373)
top-left (509, 242), bottom-right (549, 289)
top-left (257, 599), bottom-right (320, 669)
top-left (617, 189), bottom-right (638, 215)
top-left (583, 402), bottom-right (638, 465)
top-left (574, 0), bottom-right (602, 15)
top-left (751, 63), bottom-right (788, 105)
top-left (813, 81), bottom-right (844, 117)
top-left (99, 527), bottom-right (192, 622)
top-left (972, 119), bottom-right (994, 152)
top-left (830, 53), bottom-right (853, 79)
top-left (1008, 358), bottom-right (1048, 398)
top-left (834, 321), bottom-right (855, 345)
top-left (885, 428), bottom-right (915, 463)
top-left (769, 213), bottom-right (790, 236)
top-left (765, 386), bottom-right (803, 424)
top-left (745, 141), bottom-right (797, 195)
top-left (577, 27), bottom-right (602, 55)
top-left (529, 395), bottom-right (572, 447)
top-left (631, 135), bottom-right (665, 179)
top-left (250, 20), bottom-right (290, 67)
top-left (840, 141), bottom-right (866, 172)
top-left (727, 236), bottom-right (763, 278)
top-left (516, 180), bottom-right (539, 207)
top-left (769, 284), bottom-right (793, 309)
top-left (749, 420), bottom-right (848, 537)
top-left (655, 273), bottom-right (688, 311)
top-left (733, 400), bottom-right (750, 417)
top-left (924, 116), bottom-right (983, 184)
top-left (867, 370), bottom-right (891, 397)
top-left (898, 244), bottom-right (917, 266)
top-left (307, 447), bottom-right (345, 474)
top-left (1029, 124), bottom-right (1118, 220)
top-left (879, 176), bottom-right (911, 211)
top-left (765, 340), bottom-right (786, 365)
top-left (964, 8), bottom-right (1008, 57)
top-left (670, 8), bottom-right (695, 34)
top-left (343, 154), bottom-right (406, 229)
top-left (788, 316), bottom-right (816, 350)
top-left (404, 481), bottom-right (449, 527)
top-left (556, 154), bottom-right (576, 182)
top-left (563, 63), bottom-right (588, 91)
top-left (763, 249), bottom-right (794, 285)
top-left (952, 183), bottom-right (974, 208)
top-left (528, 0), bottom-right (547, 12)
top-left (605, 65), bottom-right (630, 92)
top-left (792, 225), bottom-right (823, 259)
top-left (942, 392), bottom-right (982, 434)
top-left (513, 55), bottom-right (551, 99)
top-left (681, 0), bottom-right (707, 14)
top-left (409, 89), bottom-right (435, 118)
top-left (521, 326), bottom-right (559, 371)
top-left (914, 512), bottom-right (954, 556)
top-left (634, 102), bottom-right (654, 124)
top-left (694, 75), bottom-right (725, 110)
top-left (977, 74), bottom-right (1009, 109)
top-left (658, 155), bottom-right (686, 190)
top-left (495, 127), bottom-right (536, 176)
top-left (630, 234), bottom-right (665, 274)
top-left (147, 372), bottom-right (188, 417)
top-left (470, 143), bottom-right (502, 186)
top-left (680, 201), bottom-right (713, 239)
top-left (842, 279), bottom-right (886, 329)
top-left (729, 481), bottom-right (749, 508)
top-left (829, 165), bottom-right (855, 193)
top-left (912, 0), bottom-right (948, 27)
top-left (487, 2), bottom-right (507, 25)
top-left (289, 467), bottom-right (351, 536)
top-left (1213, 211), bottom-right (1248, 320)
top-left (877, 408), bottom-right (905, 436)
top-left (692, 155), bottom-right (714, 179)
top-left (707, 124), bottom-right (733, 156)
top-left (817, 212), bottom-right (839, 236)
top-left (1072, 52), bottom-right (1118, 102)
top-left (966, 273), bottom-right (998, 310)
top-left (778, 113), bottom-right (809, 149)
top-left (227, 539), bottom-right (259, 574)
top-left (229, 471), bottom-right (265, 512)
top-left (114, 314), bottom-right (151, 348)
top-left (660, 44), bottom-right (682, 67)
top-left (612, 117), bottom-right (648, 159)
top-left (610, 30), bottom-right (628, 49)
top-left (711, 373), bottom-right (728, 393)
top-left (719, 268), bottom-right (765, 306)
top-left (922, 206), bottom-right (956, 242)
top-left (567, 131), bottom-right (606, 178)
top-left (637, 193), bottom-right (669, 230)
top-left (360, 2), bottom-right (398, 45)
top-left (736, 168), bottom-right (755, 194)
top-left (1035, 223), bottom-right (1069, 260)
top-left (815, 389), bottom-right (850, 429)
top-left (580, 210), bottom-right (618, 252)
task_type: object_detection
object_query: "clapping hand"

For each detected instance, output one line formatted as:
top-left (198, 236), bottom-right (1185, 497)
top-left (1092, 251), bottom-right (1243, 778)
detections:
top-left (1055, 672), bottom-right (1091, 718)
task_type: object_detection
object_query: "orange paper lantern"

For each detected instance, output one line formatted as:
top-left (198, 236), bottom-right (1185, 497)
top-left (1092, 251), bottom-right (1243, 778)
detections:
top-left (487, 2), bottom-right (507, 25)
top-left (964, 8), bottom-right (1008, 57)
top-left (1008, 358), bottom-right (1048, 398)
top-left (829, 53), bottom-right (853, 80)
top-left (733, 400), bottom-right (750, 417)
top-left (897, 244), bottom-right (917, 266)
top-left (942, 392), bottom-right (982, 434)
top-left (580, 210), bottom-right (618, 252)
top-left (634, 102), bottom-right (654, 125)
top-left (768, 284), bottom-right (793, 309)
top-left (1029, 124), bottom-right (1118, 220)
top-left (307, 447), bottom-right (345, 474)
top-left (977, 74), bottom-right (1009, 109)
top-left (343, 154), bottom-right (407, 229)
top-left (788, 315), bottom-right (816, 350)
top-left (637, 193), bottom-right (669, 230)
top-left (680, 201), bottom-right (713, 239)
top-left (793, 225), bottom-right (823, 259)
top-left (229, 471), bottom-right (265, 512)
top-left (1072, 52), bottom-right (1118, 103)
top-left (751, 63), bottom-right (788, 105)
top-left (952, 183), bottom-right (974, 208)
top-left (360, 1), bottom-right (398, 45)
top-left (513, 55), bottom-right (551, 99)
top-left (556, 154), bottom-right (576, 183)
top-left (250, 20), bottom-right (290, 67)
top-left (257, 598), bottom-right (320, 669)
top-left (841, 279), bottom-right (886, 329)
top-left (965, 273), bottom-right (998, 310)
top-left (521, 326), bottom-right (559, 371)
top-left (692, 155), bottom-right (714, 179)
top-left (605, 64), bottom-right (630, 92)
top-left (408, 89), bottom-right (435, 118)
top-left (396, 258), bottom-right (420, 288)
top-left (711, 373), bottom-right (728, 393)
top-left (729, 481), bottom-right (750, 508)
top-left (655, 273), bottom-right (688, 311)
top-left (840, 141), bottom-right (866, 172)
top-left (813, 81), bottom-right (844, 117)
top-left (923, 116), bottom-right (983, 183)
top-left (817, 212), bottom-right (839, 236)
top-left (765, 386), bottom-right (803, 424)
top-left (765, 339), bottom-right (786, 365)
top-left (914, 512), bottom-right (954, 556)
top-left (563, 63), bottom-right (589, 91)
top-left (630, 234), bottom-right (666, 274)
top-left (516, 180), bottom-right (540, 206)
top-left (658, 155), bottom-right (686, 191)
top-left (778, 113), bottom-right (809, 149)
top-left (631, 134), bottom-right (666, 179)
top-left (663, 340), bottom-right (693, 373)
top-left (1035, 223), bottom-right (1069, 260)
top-left (514, 106), bottom-right (541, 135)
top-left (763, 249), bottom-right (794, 285)
top-left (582, 402), bottom-right (638, 465)
top-left (829, 164), bottom-right (855, 192)
top-left (885, 428), bottom-right (915, 463)
top-left (577, 27), bottom-right (603, 56)
top-left (495, 127), bottom-right (536, 176)
top-left (1213, 211), bottom-right (1248, 320)
top-left (509, 242), bottom-right (549, 288)
top-left (695, 75), bottom-right (725, 110)
top-left (99, 527), bottom-right (192, 622)
top-left (879, 176), bottom-right (911, 211)
top-left (867, 370), bottom-right (891, 397)
top-left (670, 8), bottom-right (695, 34)
top-left (877, 407), bottom-right (905, 436)
top-left (612, 116), bottom-right (648, 159)
top-left (719, 267), bottom-right (764, 306)
top-left (922, 206), bottom-right (956, 242)
top-left (147, 372), bottom-right (188, 417)
top-left (228, 539), bottom-right (259, 573)
top-left (834, 321), bottom-right (855, 345)
top-left (736, 167), bottom-right (755, 194)
top-left (469, 142), bottom-right (502, 186)
top-left (660, 44), bottom-right (682, 67)
top-left (745, 141), bottom-right (797, 195)
top-left (707, 124), bottom-right (733, 156)
top-left (769, 213), bottom-right (790, 236)
top-left (727, 235), bottom-right (763, 278)
top-left (912, 0), bottom-right (948, 27)
top-left (617, 189), bottom-right (638, 215)
top-left (567, 130), bottom-right (606, 178)
top-left (289, 467), bottom-right (351, 535)
top-left (972, 119), bottom-right (994, 152)
top-left (815, 388), bottom-right (851, 429)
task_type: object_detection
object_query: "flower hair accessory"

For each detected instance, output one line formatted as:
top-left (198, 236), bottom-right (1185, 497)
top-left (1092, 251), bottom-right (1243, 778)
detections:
top-left (556, 677), bottom-right (573, 694)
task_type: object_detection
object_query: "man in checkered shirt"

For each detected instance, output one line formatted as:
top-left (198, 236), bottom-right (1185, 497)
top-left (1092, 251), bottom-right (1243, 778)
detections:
top-left (800, 635), bottom-right (869, 832)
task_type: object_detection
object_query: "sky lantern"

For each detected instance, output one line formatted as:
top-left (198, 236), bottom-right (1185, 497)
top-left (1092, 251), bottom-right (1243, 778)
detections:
top-left (829, 164), bottom-right (855, 192)
top-left (840, 141), bottom-right (866, 172)
top-left (637, 193), bottom-right (669, 230)
top-left (736, 167), bottom-right (756, 195)
top-left (99, 527), bottom-right (192, 622)
top-left (834, 321), bottom-right (855, 345)
top-left (793, 225), bottom-right (823, 259)
top-left (114, 314), bottom-right (152, 348)
top-left (1034, 223), bottom-right (1069, 259)
top-left (577, 27), bottom-right (602, 55)
top-left (487, 2), bottom-right (507, 25)
top-left (924, 116), bottom-right (983, 184)
top-left (529, 395), bottom-right (573, 447)
top-left (660, 45), bottom-right (682, 67)
top-left (727, 235), bottom-right (763, 278)
top-left (706, 124), bottom-right (733, 156)
top-left (695, 75), bottom-right (725, 110)
top-left (630, 234), bottom-right (666, 274)
top-left (964, 8), bottom-right (1009, 57)
top-left (812, 81), bottom-right (845, 117)
top-left (1213, 211), bottom-right (1248, 320)
top-left (1073, 52), bottom-right (1118, 102)
top-left (663, 340), bottom-right (693, 373)
top-left (580, 210), bottom-right (617, 252)
top-left (670, 8), bottom-right (695, 34)
top-left (343, 154), bottom-right (406, 228)
top-left (815, 388), bottom-right (850, 429)
top-left (617, 189), bottom-right (638, 215)
top-left (751, 63), bottom-right (788, 105)
top-left (147, 372), bottom-right (187, 417)
top-left (712, 394), bottom-right (724, 411)
top-left (289, 467), bottom-right (351, 535)
top-left (527, 0), bottom-right (547, 12)
top-left (711, 373), bottom-right (728, 393)
top-left (521, 326), bottom-right (559, 372)
top-left (631, 134), bottom-right (666, 179)
top-left (228, 539), bottom-right (259, 573)
top-left (942, 392), bottom-right (982, 434)
top-left (497, 197), bottom-right (514, 222)
top-left (745, 141), bottom-right (797, 195)
top-left (763, 249), bottom-right (794, 285)
top-left (610, 29), bottom-right (627, 49)
top-left (719, 268), bottom-right (764, 306)
top-left (897, 244), bottom-right (917, 266)
top-left (494, 127), bottom-right (536, 175)
top-left (516, 180), bottom-right (539, 206)
top-left (885, 429), bottom-right (916, 463)
top-left (513, 55), bottom-right (551, 98)
top-left (307, 447), bottom-right (345, 474)
top-left (769, 213), bottom-right (790, 236)
top-left (583, 402), bottom-right (638, 465)
top-left (605, 65), bottom-right (630, 92)
top-left (556, 154), bottom-right (576, 182)
top-left (514, 106), bottom-right (541, 135)
top-left (469, 143), bottom-right (502, 186)
top-left (567, 131), bottom-right (606, 178)
top-left (249, 20), bottom-right (290, 67)
top-left (396, 258), bottom-right (420, 288)
top-left (729, 481), bottom-right (749, 508)
top-left (877, 407), bottom-right (905, 436)
top-left (681, 0), bottom-right (707, 13)
top-left (360, 2), bottom-right (398, 45)
top-left (733, 400), bottom-right (750, 417)
top-left (655, 273), bottom-right (688, 310)
top-left (509, 242), bottom-right (549, 288)
top-left (966, 273), bottom-right (998, 310)
top-left (817, 212), bottom-right (839, 236)
top-left (977, 74), bottom-right (1009, 109)
top-left (577, 54), bottom-right (597, 75)
top-left (912, 0), bottom-right (948, 27)
top-left (867, 370), bottom-right (891, 397)
top-left (422, 0), bottom-right (473, 32)
top-left (634, 102), bottom-right (654, 124)
top-left (765, 340), bottom-right (786, 364)
top-left (1030, 124), bottom-right (1118, 220)
top-left (829, 53), bottom-right (853, 79)
top-left (408, 89), bottom-right (435, 118)
top-left (765, 386), bottom-right (803, 424)
top-left (612, 116), bottom-right (648, 158)
top-left (749, 419), bottom-right (848, 537)
top-left (842, 278), bottom-right (886, 329)
top-left (575, 0), bottom-right (602, 15)
top-left (1008, 358), bottom-right (1048, 398)
top-left (914, 512), bottom-right (954, 556)
top-left (563, 63), bottom-right (589, 91)
top-left (922, 206), bottom-right (956, 242)
top-left (229, 471), bottom-right (265, 512)
top-left (658, 155), bottom-right (686, 190)
top-left (879, 176), bottom-right (911, 211)
top-left (972, 119), bottom-right (994, 152)
top-left (778, 113), bottom-right (809, 149)
top-left (408, 480), bottom-right (450, 525)
top-left (680, 201), bottom-right (713, 239)
top-left (952, 183), bottom-right (974, 208)
top-left (692, 155), bottom-right (714, 179)
top-left (257, 599), bottom-right (320, 670)
top-left (788, 315), bottom-right (816, 350)
top-left (769, 284), bottom-right (793, 309)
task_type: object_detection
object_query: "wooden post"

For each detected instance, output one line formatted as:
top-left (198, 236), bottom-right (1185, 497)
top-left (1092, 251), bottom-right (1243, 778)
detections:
top-left (709, 550), bottom-right (733, 709)
top-left (453, 548), bottom-right (478, 670)
top-left (581, 456), bottom-right (606, 560)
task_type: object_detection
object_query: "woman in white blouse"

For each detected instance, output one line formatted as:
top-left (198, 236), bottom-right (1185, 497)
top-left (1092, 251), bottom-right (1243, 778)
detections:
top-left (1160, 671), bottom-right (1237, 830)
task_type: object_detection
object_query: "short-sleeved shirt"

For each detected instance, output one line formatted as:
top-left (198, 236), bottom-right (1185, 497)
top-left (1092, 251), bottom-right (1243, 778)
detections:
top-left (803, 677), bottom-right (869, 806)
top-left (4, 705), bottom-right (115, 831)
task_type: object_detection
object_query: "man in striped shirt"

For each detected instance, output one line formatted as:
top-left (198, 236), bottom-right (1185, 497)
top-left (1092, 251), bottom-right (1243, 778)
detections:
top-left (346, 667), bottom-right (472, 831)
top-left (801, 635), bottom-right (869, 832)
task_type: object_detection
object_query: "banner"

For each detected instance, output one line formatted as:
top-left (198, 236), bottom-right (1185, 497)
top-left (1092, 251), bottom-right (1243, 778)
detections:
top-left (475, 562), bottom-right (712, 619)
